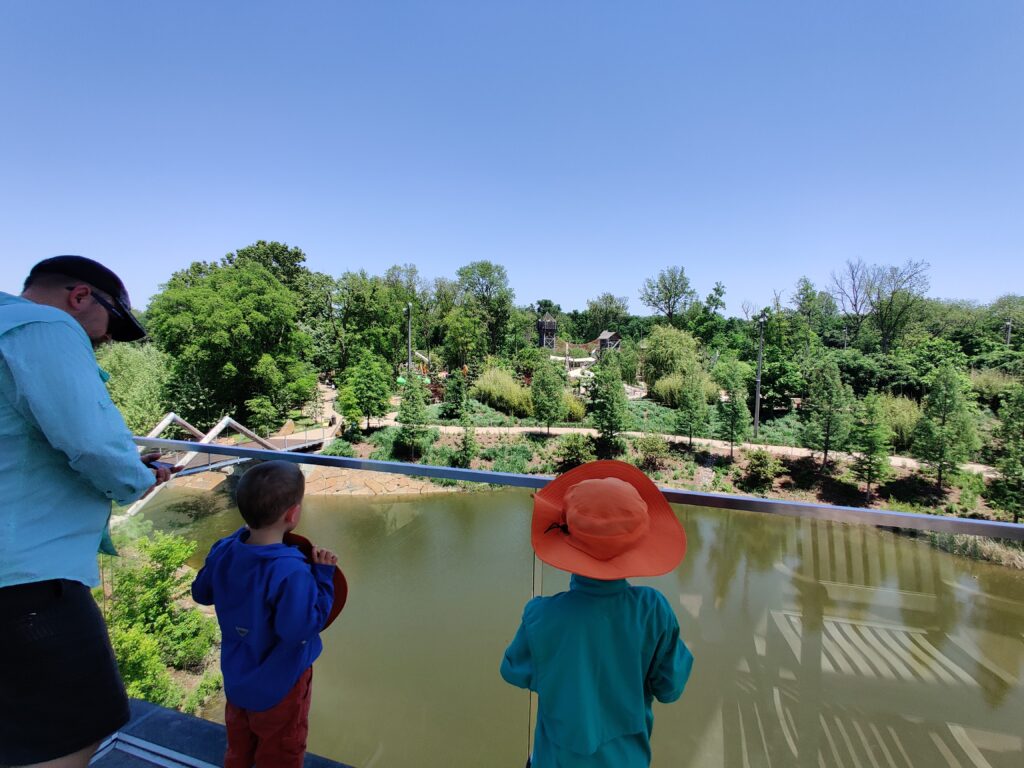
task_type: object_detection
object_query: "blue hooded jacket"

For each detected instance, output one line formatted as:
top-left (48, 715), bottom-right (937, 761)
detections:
top-left (192, 527), bottom-right (335, 711)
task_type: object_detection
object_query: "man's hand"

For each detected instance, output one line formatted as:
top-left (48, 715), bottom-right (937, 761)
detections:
top-left (140, 452), bottom-right (184, 488)
top-left (311, 546), bottom-right (338, 566)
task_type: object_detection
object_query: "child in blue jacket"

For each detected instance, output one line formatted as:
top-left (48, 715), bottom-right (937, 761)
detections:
top-left (192, 460), bottom-right (337, 768)
top-left (501, 460), bottom-right (694, 767)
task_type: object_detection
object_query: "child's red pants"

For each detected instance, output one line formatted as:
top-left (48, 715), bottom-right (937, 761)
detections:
top-left (224, 667), bottom-right (313, 768)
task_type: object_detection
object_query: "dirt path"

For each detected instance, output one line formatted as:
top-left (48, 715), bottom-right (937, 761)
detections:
top-left (375, 411), bottom-right (996, 478)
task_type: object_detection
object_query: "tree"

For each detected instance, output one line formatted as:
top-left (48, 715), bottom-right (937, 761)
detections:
top-left (913, 362), bottom-right (979, 490)
top-left (589, 362), bottom-right (628, 458)
top-left (581, 293), bottom-right (630, 341)
top-left (642, 325), bottom-right (700, 386)
top-left (991, 385), bottom-right (1024, 523)
top-left (799, 357), bottom-right (854, 469)
top-left (224, 240), bottom-right (309, 293)
top-left (452, 415), bottom-right (478, 469)
top-left (441, 305), bottom-right (488, 370)
top-left (96, 343), bottom-right (171, 435)
top-left (146, 259), bottom-right (316, 427)
top-left (714, 358), bottom-right (751, 458)
top-left (440, 369), bottom-right (468, 420)
top-left (395, 377), bottom-right (429, 459)
top-left (531, 363), bottom-right (567, 434)
top-left (850, 393), bottom-right (892, 500)
top-left (639, 266), bottom-right (697, 324)
top-left (867, 260), bottom-right (930, 352)
top-left (830, 258), bottom-right (873, 343)
top-left (346, 350), bottom-right (392, 429)
top-left (456, 260), bottom-right (514, 354)
top-left (675, 368), bottom-right (710, 448)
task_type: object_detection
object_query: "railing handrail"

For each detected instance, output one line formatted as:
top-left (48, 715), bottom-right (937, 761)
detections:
top-left (134, 437), bottom-right (1024, 541)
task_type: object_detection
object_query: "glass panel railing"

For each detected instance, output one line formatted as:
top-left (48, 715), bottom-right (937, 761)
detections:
top-left (117, 448), bottom-right (1024, 767)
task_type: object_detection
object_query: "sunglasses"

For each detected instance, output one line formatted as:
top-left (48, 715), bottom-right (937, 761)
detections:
top-left (66, 286), bottom-right (128, 322)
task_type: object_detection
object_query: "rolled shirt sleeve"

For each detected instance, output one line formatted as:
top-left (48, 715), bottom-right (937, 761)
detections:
top-left (500, 614), bottom-right (535, 690)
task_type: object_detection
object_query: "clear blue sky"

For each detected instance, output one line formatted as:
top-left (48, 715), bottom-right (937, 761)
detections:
top-left (1, 1), bottom-right (1021, 315)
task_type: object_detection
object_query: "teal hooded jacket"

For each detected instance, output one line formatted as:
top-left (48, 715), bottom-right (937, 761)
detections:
top-left (501, 575), bottom-right (693, 767)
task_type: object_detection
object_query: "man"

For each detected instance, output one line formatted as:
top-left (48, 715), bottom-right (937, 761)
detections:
top-left (0, 256), bottom-right (174, 768)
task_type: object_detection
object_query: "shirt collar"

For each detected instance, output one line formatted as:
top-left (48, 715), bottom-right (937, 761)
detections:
top-left (570, 574), bottom-right (630, 594)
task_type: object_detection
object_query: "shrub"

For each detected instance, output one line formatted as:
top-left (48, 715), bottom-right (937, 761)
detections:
top-left (634, 434), bottom-right (670, 471)
top-left (482, 440), bottom-right (534, 474)
top-left (470, 367), bottom-right (533, 417)
top-left (651, 373), bottom-right (685, 408)
top-left (555, 433), bottom-right (596, 471)
top-left (744, 449), bottom-right (782, 490)
top-left (880, 394), bottom-right (921, 454)
top-left (157, 610), bottom-right (218, 671)
top-left (110, 624), bottom-right (183, 708)
top-left (971, 368), bottom-right (1019, 413)
top-left (563, 394), bottom-right (586, 422)
top-left (182, 671), bottom-right (223, 716)
top-left (321, 438), bottom-right (356, 458)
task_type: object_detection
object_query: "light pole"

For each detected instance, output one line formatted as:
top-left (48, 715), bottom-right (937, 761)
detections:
top-left (1006, 319), bottom-right (1013, 346)
top-left (753, 312), bottom-right (767, 438)
top-left (405, 302), bottom-right (413, 376)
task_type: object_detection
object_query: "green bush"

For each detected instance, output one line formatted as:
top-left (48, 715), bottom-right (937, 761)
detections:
top-left (880, 394), bottom-right (921, 454)
top-left (481, 440), bottom-right (534, 474)
top-left (752, 412), bottom-right (802, 447)
top-left (970, 368), bottom-right (1019, 413)
top-left (182, 671), bottom-right (223, 716)
top-left (563, 394), bottom-right (586, 422)
top-left (321, 438), bottom-right (356, 458)
top-left (157, 610), bottom-right (218, 671)
top-left (555, 433), bottom-right (596, 471)
top-left (470, 367), bottom-right (533, 417)
top-left (368, 426), bottom-right (399, 460)
top-left (634, 434), bottom-right (670, 471)
top-left (650, 374), bottom-right (685, 407)
top-left (110, 624), bottom-right (183, 708)
top-left (744, 449), bottom-right (783, 491)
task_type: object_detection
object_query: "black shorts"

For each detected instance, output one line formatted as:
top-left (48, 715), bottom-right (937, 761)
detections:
top-left (0, 579), bottom-right (130, 765)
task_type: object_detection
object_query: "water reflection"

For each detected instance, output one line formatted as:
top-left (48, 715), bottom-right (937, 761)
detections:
top-left (139, 486), bottom-right (1024, 767)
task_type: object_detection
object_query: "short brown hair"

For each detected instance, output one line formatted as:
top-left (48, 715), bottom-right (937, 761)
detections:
top-left (235, 461), bottom-right (305, 529)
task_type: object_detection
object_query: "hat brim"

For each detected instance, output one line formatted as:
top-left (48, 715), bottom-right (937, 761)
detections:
top-left (109, 305), bottom-right (147, 342)
top-left (532, 460), bottom-right (686, 579)
top-left (283, 532), bottom-right (348, 629)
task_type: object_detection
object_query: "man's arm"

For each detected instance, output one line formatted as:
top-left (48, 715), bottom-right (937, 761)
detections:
top-left (1, 322), bottom-right (155, 504)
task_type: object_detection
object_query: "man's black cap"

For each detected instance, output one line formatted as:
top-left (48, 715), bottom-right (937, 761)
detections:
top-left (28, 255), bottom-right (147, 342)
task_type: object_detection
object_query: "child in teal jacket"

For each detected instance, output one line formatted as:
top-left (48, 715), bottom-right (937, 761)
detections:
top-left (501, 460), bottom-right (694, 767)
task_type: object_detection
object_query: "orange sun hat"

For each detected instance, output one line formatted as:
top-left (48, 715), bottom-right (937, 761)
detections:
top-left (532, 460), bottom-right (686, 579)
top-left (283, 531), bottom-right (348, 629)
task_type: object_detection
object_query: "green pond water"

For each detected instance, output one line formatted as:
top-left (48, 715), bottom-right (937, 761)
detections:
top-left (139, 481), bottom-right (1024, 767)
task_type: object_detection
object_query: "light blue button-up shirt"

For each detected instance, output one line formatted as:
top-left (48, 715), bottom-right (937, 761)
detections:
top-left (0, 292), bottom-right (155, 588)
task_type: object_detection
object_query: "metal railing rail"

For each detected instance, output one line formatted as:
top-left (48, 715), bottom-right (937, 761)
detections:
top-left (135, 437), bottom-right (1024, 541)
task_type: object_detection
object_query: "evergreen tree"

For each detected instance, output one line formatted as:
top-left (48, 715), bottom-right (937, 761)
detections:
top-left (714, 358), bottom-right (751, 458)
top-left (396, 377), bottom-right (429, 459)
top-left (453, 415), bottom-right (478, 469)
top-left (992, 385), bottom-right (1024, 523)
top-left (850, 392), bottom-right (892, 500)
top-left (531, 362), bottom-right (567, 434)
top-left (913, 362), bottom-right (979, 490)
top-left (589, 362), bottom-right (628, 458)
top-left (347, 349), bottom-right (393, 429)
top-left (440, 369), bottom-right (468, 420)
top-left (799, 357), bottom-right (853, 469)
top-left (675, 368), bottom-right (709, 448)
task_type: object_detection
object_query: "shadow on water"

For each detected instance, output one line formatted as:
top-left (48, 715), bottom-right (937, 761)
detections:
top-left (141, 484), bottom-right (1024, 768)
